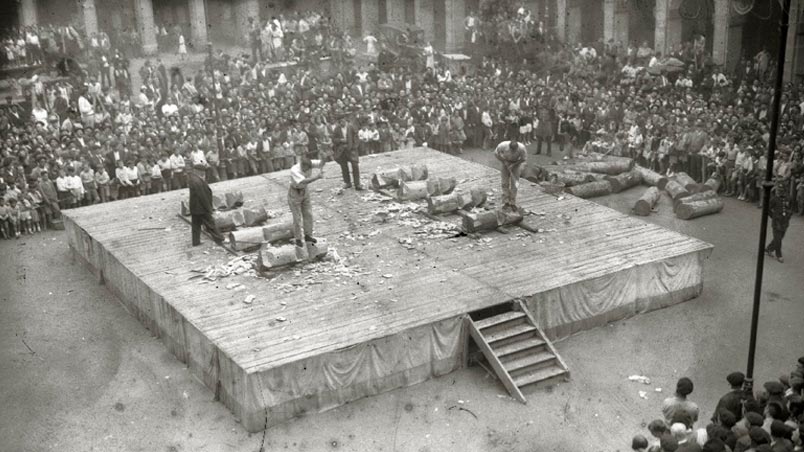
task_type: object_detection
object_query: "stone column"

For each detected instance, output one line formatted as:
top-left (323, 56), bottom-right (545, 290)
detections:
top-left (603, 0), bottom-right (615, 44)
top-left (614, 4), bottom-right (629, 47)
top-left (386, 0), bottom-right (405, 27)
top-left (785, 0), bottom-right (801, 81)
top-left (361, 0), bottom-right (380, 36)
top-left (19, 0), bottom-right (37, 27)
top-left (79, 0), bottom-right (98, 36)
top-left (134, 0), bottom-right (158, 55)
top-left (712, 0), bottom-right (729, 66)
top-left (330, 0), bottom-right (356, 36)
top-left (416, 0), bottom-right (436, 44)
top-left (444, 0), bottom-right (465, 52)
top-left (188, 0), bottom-right (209, 48)
top-left (655, 0), bottom-right (681, 56)
top-left (555, 0), bottom-right (567, 42)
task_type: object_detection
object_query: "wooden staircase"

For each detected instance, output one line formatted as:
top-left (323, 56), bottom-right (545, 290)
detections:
top-left (468, 300), bottom-right (570, 403)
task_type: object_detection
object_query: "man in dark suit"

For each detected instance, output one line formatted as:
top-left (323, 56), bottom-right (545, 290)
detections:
top-left (188, 164), bottom-right (223, 246)
top-left (333, 117), bottom-right (363, 190)
top-left (766, 179), bottom-right (794, 263)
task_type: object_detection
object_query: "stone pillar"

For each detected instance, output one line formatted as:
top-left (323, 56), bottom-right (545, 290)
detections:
top-left (361, 0), bottom-right (380, 36)
top-left (19, 0), bottom-right (37, 26)
top-left (134, 0), bottom-right (158, 55)
top-left (78, 0), bottom-right (98, 36)
top-left (655, 0), bottom-right (681, 56)
top-left (331, 0), bottom-right (356, 35)
top-left (188, 0), bottom-right (209, 48)
top-left (444, 0), bottom-right (465, 52)
top-left (386, 0), bottom-right (405, 27)
top-left (555, 0), bottom-right (567, 42)
top-left (603, 0), bottom-right (615, 44)
top-left (712, 0), bottom-right (729, 66)
top-left (614, 5), bottom-right (629, 47)
top-left (785, 0), bottom-right (801, 81)
top-left (416, 0), bottom-right (436, 44)
top-left (232, 0), bottom-right (260, 42)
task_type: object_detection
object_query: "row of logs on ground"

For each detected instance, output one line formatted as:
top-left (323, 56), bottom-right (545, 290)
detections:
top-left (528, 157), bottom-right (723, 220)
top-left (370, 164), bottom-right (521, 232)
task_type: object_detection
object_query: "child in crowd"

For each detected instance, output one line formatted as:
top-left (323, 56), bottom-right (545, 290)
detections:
top-left (95, 166), bottom-right (110, 203)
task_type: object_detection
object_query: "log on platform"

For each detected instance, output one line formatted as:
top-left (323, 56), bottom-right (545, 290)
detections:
top-left (243, 207), bottom-right (269, 227)
top-left (663, 180), bottom-right (690, 202)
top-left (634, 165), bottom-right (668, 188)
top-left (213, 209), bottom-right (245, 232)
top-left (462, 209), bottom-right (523, 232)
top-left (226, 191), bottom-right (245, 209)
top-left (572, 159), bottom-right (634, 175)
top-left (257, 240), bottom-right (329, 269)
top-left (371, 164), bottom-right (428, 189)
top-left (427, 192), bottom-right (464, 215)
top-left (565, 180), bottom-right (613, 199)
top-left (673, 191), bottom-right (719, 212)
top-left (229, 227), bottom-right (266, 251)
top-left (676, 198), bottom-right (724, 220)
top-left (426, 177), bottom-right (458, 196)
top-left (398, 180), bottom-right (430, 201)
top-left (674, 172), bottom-right (697, 192)
top-left (605, 169), bottom-right (642, 193)
top-left (698, 176), bottom-right (721, 193)
top-left (634, 187), bottom-right (661, 216)
top-left (262, 220), bottom-right (294, 243)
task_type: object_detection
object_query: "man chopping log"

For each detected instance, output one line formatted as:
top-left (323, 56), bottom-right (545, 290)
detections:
top-left (188, 163), bottom-right (224, 247)
top-left (766, 179), bottom-right (794, 263)
top-left (289, 155), bottom-right (326, 248)
top-left (494, 139), bottom-right (528, 211)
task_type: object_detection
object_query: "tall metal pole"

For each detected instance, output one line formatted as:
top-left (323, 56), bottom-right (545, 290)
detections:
top-left (744, 0), bottom-right (792, 394)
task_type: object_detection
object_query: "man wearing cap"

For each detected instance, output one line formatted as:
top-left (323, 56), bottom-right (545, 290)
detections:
top-left (766, 180), bottom-right (793, 263)
top-left (188, 163), bottom-right (223, 247)
top-left (494, 139), bottom-right (527, 211)
top-left (288, 155), bottom-right (325, 248)
top-left (712, 372), bottom-right (747, 423)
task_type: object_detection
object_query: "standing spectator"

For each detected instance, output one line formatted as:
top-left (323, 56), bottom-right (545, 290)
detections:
top-left (766, 180), bottom-right (794, 263)
top-left (663, 378), bottom-right (700, 428)
top-left (712, 372), bottom-right (747, 424)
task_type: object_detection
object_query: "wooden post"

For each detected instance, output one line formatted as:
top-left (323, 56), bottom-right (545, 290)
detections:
top-left (565, 180), bottom-right (612, 199)
top-left (676, 198), bottom-right (725, 220)
top-left (634, 187), bottom-right (661, 216)
top-left (605, 169), bottom-right (642, 193)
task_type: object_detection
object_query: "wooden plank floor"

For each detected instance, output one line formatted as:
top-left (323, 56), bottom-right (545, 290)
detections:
top-left (65, 147), bottom-right (713, 374)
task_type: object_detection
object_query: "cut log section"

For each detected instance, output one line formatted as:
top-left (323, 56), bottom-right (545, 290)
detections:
top-left (634, 186), bottom-right (661, 216)
top-left (673, 172), bottom-right (697, 192)
top-left (225, 191), bottom-right (244, 209)
top-left (213, 209), bottom-right (245, 232)
top-left (572, 159), bottom-right (634, 175)
top-left (673, 191), bottom-right (718, 212)
top-left (698, 176), bottom-right (721, 193)
top-left (371, 164), bottom-right (428, 189)
top-left (565, 180), bottom-right (612, 199)
top-left (257, 239), bottom-right (329, 270)
top-left (262, 220), bottom-right (294, 243)
top-left (463, 188), bottom-right (488, 210)
top-left (426, 177), bottom-right (458, 196)
top-left (676, 198), bottom-right (724, 220)
top-left (399, 164), bottom-right (428, 182)
top-left (663, 179), bottom-right (690, 202)
top-left (398, 180), bottom-right (430, 201)
top-left (427, 192), bottom-right (464, 215)
top-left (212, 194), bottom-right (228, 211)
top-left (229, 227), bottom-right (266, 251)
top-left (605, 169), bottom-right (642, 193)
top-left (462, 209), bottom-right (523, 233)
top-left (634, 165), bottom-right (668, 188)
top-left (243, 207), bottom-right (269, 227)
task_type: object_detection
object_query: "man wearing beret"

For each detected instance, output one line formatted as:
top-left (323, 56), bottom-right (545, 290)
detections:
top-left (712, 372), bottom-right (747, 424)
top-left (188, 163), bottom-right (223, 247)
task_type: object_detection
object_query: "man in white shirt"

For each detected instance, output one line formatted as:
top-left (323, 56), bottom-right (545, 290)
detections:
top-left (170, 149), bottom-right (187, 189)
top-left (190, 148), bottom-right (208, 167)
top-left (288, 156), bottom-right (325, 248)
top-left (78, 91), bottom-right (95, 127)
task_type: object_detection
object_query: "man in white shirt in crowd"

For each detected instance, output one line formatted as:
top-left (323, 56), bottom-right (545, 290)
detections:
top-left (170, 148), bottom-right (187, 189)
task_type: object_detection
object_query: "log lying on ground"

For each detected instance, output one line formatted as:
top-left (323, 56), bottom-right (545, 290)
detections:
top-left (398, 180), bottom-right (430, 201)
top-left (634, 187), bottom-right (661, 216)
top-left (262, 220), bottom-right (294, 243)
top-left (213, 209), bottom-right (245, 232)
top-left (243, 206), bottom-right (269, 227)
top-left (673, 191), bottom-right (718, 212)
top-left (225, 191), bottom-right (244, 209)
top-left (228, 227), bottom-right (266, 251)
top-left (674, 172), bottom-right (698, 192)
top-left (180, 201), bottom-right (191, 217)
top-left (698, 176), bottom-right (721, 193)
top-left (663, 179), bottom-right (690, 202)
top-left (427, 192), bottom-right (464, 215)
top-left (426, 177), bottom-right (458, 196)
top-left (212, 194), bottom-right (228, 211)
top-left (462, 208), bottom-right (523, 233)
top-left (462, 188), bottom-right (488, 210)
top-left (371, 164), bottom-right (428, 189)
top-left (565, 180), bottom-right (612, 199)
top-left (572, 159), bottom-right (634, 175)
top-left (634, 165), bottom-right (668, 188)
top-left (605, 169), bottom-right (643, 193)
top-left (676, 198), bottom-right (724, 220)
top-left (526, 165), bottom-right (600, 186)
top-left (257, 239), bottom-right (329, 269)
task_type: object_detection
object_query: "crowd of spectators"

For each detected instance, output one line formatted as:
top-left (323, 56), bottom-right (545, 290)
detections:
top-left (2, 4), bottom-right (804, 240)
top-left (629, 357), bottom-right (804, 451)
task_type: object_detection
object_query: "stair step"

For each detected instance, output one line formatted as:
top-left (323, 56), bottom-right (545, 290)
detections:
top-left (513, 365), bottom-right (568, 388)
top-left (475, 311), bottom-right (526, 330)
top-left (485, 324), bottom-right (537, 344)
top-left (502, 351), bottom-right (556, 373)
top-left (492, 337), bottom-right (546, 357)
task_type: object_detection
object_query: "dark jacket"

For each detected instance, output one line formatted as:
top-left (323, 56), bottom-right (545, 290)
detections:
top-left (769, 192), bottom-right (793, 230)
top-left (188, 171), bottom-right (213, 215)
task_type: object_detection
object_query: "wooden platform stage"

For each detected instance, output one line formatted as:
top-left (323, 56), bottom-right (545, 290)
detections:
top-left (64, 147), bottom-right (713, 431)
